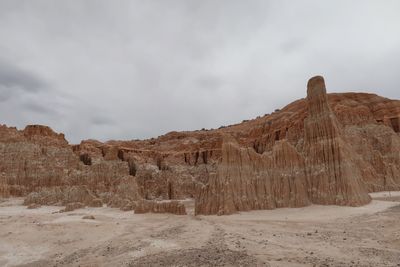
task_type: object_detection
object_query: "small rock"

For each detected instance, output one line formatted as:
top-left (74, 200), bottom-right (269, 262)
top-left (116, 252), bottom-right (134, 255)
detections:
top-left (62, 202), bottom-right (84, 212)
top-left (82, 215), bottom-right (95, 220)
top-left (27, 203), bottom-right (41, 209)
top-left (89, 198), bottom-right (103, 207)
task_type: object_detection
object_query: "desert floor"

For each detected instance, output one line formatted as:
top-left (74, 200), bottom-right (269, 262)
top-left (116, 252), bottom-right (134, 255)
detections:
top-left (1, 192), bottom-right (400, 267)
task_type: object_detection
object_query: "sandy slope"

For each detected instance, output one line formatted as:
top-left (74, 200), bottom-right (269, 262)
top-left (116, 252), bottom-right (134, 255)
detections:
top-left (0, 193), bottom-right (399, 267)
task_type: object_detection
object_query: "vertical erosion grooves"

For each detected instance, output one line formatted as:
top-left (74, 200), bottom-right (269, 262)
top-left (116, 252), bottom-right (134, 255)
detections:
top-left (195, 76), bottom-right (372, 215)
top-left (304, 76), bottom-right (371, 206)
top-left (195, 137), bottom-right (309, 215)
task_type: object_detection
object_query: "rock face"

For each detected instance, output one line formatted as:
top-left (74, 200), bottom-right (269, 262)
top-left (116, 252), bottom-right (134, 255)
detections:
top-left (303, 76), bottom-right (371, 206)
top-left (0, 125), bottom-right (141, 209)
top-left (0, 76), bottom-right (399, 215)
top-left (195, 76), bottom-right (392, 215)
top-left (0, 125), bottom-right (79, 197)
top-left (195, 137), bottom-right (309, 215)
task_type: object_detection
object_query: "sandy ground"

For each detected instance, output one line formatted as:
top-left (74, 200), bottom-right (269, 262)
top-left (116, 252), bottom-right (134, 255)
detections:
top-left (0, 193), bottom-right (400, 267)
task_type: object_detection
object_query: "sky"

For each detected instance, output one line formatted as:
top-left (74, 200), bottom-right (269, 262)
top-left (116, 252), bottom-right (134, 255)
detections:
top-left (0, 0), bottom-right (399, 143)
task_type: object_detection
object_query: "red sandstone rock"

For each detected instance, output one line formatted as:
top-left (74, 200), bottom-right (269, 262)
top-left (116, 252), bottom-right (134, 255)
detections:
top-left (23, 125), bottom-right (68, 147)
top-left (195, 137), bottom-right (309, 215)
top-left (303, 76), bottom-right (371, 206)
top-left (0, 76), bottom-right (399, 215)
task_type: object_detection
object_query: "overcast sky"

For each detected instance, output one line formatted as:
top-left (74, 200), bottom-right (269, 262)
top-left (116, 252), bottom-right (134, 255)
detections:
top-left (0, 1), bottom-right (399, 143)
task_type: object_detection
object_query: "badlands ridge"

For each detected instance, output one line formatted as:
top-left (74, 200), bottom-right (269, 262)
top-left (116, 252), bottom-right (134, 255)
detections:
top-left (1, 76), bottom-right (399, 215)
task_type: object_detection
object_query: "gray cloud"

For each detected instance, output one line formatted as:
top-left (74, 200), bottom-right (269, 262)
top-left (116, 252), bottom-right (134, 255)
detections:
top-left (0, 85), bottom-right (13, 102)
top-left (0, 0), bottom-right (399, 143)
top-left (23, 102), bottom-right (56, 115)
top-left (280, 38), bottom-right (306, 54)
top-left (0, 59), bottom-right (47, 92)
top-left (0, 58), bottom-right (49, 104)
top-left (91, 116), bottom-right (115, 126)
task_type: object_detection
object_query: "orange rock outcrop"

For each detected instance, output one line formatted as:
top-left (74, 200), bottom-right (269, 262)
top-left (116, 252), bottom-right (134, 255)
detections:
top-left (195, 76), bottom-right (376, 214)
top-left (303, 76), bottom-right (371, 206)
top-left (195, 138), bottom-right (310, 215)
top-left (0, 76), bottom-right (399, 215)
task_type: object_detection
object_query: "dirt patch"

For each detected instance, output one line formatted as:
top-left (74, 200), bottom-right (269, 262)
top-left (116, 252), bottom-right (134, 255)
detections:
top-left (127, 245), bottom-right (264, 267)
top-left (1, 195), bottom-right (400, 267)
top-left (128, 226), bottom-right (264, 267)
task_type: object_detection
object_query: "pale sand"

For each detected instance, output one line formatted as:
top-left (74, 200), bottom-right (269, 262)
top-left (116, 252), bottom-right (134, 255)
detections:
top-left (0, 193), bottom-right (399, 267)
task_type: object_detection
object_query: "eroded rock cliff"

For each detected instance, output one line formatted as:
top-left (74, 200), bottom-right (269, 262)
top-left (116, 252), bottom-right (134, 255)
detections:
top-left (0, 76), bottom-right (399, 215)
top-left (195, 76), bottom-right (397, 214)
top-left (195, 137), bottom-right (309, 215)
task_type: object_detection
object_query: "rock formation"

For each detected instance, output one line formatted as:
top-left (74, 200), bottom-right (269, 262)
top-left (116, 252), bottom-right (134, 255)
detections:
top-left (134, 200), bottom-right (187, 215)
top-left (304, 76), bottom-right (371, 206)
top-left (0, 124), bottom-right (142, 209)
top-left (195, 76), bottom-right (394, 214)
top-left (195, 137), bottom-right (309, 215)
top-left (196, 76), bottom-right (400, 214)
top-left (0, 76), bottom-right (399, 215)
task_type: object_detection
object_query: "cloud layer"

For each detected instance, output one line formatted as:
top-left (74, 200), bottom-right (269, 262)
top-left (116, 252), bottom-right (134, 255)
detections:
top-left (0, 0), bottom-right (399, 143)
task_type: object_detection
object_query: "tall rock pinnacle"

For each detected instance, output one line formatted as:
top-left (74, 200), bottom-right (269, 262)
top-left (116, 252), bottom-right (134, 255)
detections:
top-left (304, 75), bottom-right (371, 206)
top-left (306, 75), bottom-right (330, 115)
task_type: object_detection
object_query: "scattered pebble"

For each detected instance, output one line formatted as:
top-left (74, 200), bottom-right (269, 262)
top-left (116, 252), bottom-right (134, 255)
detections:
top-left (82, 215), bottom-right (95, 220)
